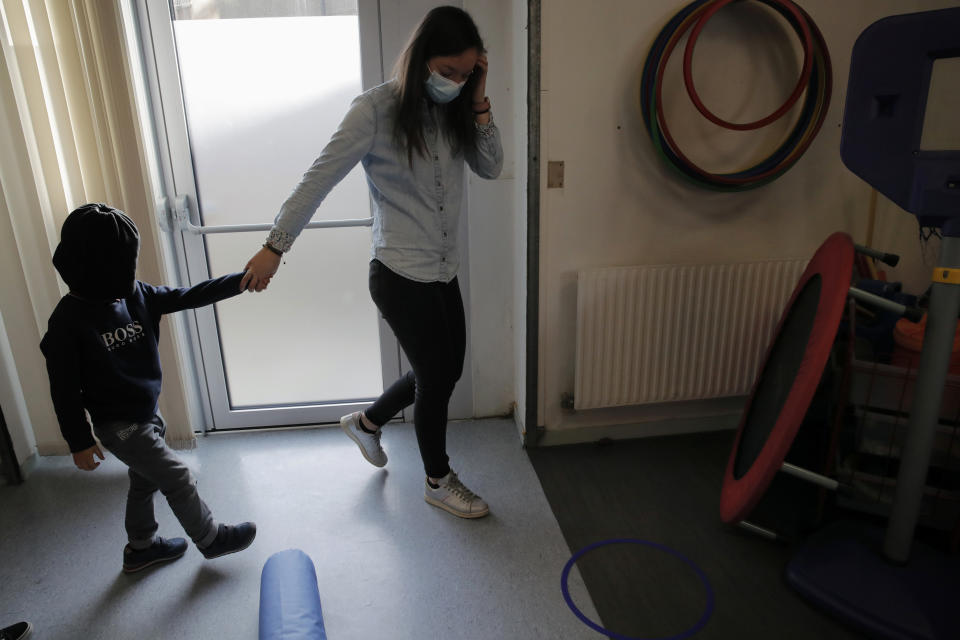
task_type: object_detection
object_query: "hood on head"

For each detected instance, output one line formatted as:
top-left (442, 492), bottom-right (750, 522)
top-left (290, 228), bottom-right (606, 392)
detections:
top-left (52, 203), bottom-right (140, 300)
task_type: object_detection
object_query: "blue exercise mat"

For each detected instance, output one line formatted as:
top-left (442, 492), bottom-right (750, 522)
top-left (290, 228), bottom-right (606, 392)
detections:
top-left (259, 549), bottom-right (327, 640)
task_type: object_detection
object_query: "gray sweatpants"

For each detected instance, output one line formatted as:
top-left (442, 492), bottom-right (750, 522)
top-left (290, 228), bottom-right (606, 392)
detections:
top-left (93, 415), bottom-right (218, 548)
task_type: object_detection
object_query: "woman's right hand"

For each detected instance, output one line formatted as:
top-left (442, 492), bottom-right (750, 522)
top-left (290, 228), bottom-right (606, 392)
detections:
top-left (241, 247), bottom-right (282, 292)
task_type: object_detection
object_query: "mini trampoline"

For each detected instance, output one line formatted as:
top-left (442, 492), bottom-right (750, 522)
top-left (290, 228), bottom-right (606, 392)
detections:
top-left (720, 232), bottom-right (853, 525)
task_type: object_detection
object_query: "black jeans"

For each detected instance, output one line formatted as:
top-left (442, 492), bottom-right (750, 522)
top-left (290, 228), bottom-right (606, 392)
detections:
top-left (364, 260), bottom-right (465, 478)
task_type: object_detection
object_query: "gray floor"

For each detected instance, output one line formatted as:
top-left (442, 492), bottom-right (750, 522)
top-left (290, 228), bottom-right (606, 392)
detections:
top-left (0, 419), bottom-right (599, 639)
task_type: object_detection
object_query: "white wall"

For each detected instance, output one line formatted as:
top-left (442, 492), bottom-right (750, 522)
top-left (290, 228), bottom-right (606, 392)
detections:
top-left (537, 0), bottom-right (959, 436)
top-left (465, 0), bottom-right (518, 418)
top-left (511, 0), bottom-right (529, 438)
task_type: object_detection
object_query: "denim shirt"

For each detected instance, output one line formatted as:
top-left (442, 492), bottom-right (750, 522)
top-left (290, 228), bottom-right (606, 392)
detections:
top-left (267, 80), bottom-right (503, 283)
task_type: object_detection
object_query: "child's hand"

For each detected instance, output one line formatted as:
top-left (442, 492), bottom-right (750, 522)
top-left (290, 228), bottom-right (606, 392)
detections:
top-left (238, 269), bottom-right (270, 292)
top-left (73, 444), bottom-right (105, 471)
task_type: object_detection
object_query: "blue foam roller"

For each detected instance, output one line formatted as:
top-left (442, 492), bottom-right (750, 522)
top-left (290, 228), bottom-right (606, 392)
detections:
top-left (259, 549), bottom-right (327, 640)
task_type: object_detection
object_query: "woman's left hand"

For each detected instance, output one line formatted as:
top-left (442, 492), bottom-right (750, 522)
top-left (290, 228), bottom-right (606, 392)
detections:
top-left (472, 53), bottom-right (488, 104)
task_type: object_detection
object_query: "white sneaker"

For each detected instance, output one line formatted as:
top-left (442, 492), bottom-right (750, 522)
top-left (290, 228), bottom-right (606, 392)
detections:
top-left (424, 470), bottom-right (489, 518)
top-left (340, 412), bottom-right (387, 467)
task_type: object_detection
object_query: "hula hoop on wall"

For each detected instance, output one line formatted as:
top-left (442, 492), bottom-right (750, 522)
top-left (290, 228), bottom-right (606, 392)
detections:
top-left (639, 0), bottom-right (832, 191)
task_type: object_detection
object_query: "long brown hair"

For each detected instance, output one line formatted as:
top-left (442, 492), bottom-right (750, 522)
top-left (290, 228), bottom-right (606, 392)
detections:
top-left (392, 6), bottom-right (485, 166)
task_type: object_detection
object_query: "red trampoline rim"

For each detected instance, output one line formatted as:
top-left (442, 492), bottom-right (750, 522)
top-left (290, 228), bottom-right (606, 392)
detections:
top-left (720, 232), bottom-right (854, 524)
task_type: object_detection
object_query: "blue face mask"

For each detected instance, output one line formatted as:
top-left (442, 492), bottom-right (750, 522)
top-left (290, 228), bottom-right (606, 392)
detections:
top-left (425, 66), bottom-right (465, 104)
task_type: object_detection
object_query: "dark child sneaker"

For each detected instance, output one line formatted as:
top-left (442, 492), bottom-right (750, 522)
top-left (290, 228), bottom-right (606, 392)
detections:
top-left (122, 537), bottom-right (188, 573)
top-left (0, 621), bottom-right (32, 640)
top-left (200, 522), bottom-right (257, 559)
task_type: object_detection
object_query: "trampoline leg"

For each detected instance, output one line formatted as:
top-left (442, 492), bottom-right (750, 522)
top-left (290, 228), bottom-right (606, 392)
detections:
top-left (780, 462), bottom-right (839, 491)
top-left (883, 235), bottom-right (960, 563)
top-left (737, 520), bottom-right (780, 541)
top-left (848, 286), bottom-right (924, 322)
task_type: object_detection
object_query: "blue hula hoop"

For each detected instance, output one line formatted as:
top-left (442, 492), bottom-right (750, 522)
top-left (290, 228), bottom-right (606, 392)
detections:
top-left (560, 538), bottom-right (715, 640)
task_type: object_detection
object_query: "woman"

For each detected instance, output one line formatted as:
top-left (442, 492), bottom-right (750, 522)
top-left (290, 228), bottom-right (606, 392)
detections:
top-left (242, 6), bottom-right (502, 519)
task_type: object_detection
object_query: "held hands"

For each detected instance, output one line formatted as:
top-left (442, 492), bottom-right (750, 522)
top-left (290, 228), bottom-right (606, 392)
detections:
top-left (238, 268), bottom-right (271, 292)
top-left (240, 246), bottom-right (282, 292)
top-left (73, 443), bottom-right (105, 471)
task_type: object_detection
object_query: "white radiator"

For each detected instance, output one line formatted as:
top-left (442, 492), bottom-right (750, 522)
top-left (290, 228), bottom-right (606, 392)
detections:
top-left (574, 259), bottom-right (809, 410)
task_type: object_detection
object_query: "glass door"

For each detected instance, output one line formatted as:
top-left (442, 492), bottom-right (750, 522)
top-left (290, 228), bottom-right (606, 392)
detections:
top-left (140, 0), bottom-right (399, 428)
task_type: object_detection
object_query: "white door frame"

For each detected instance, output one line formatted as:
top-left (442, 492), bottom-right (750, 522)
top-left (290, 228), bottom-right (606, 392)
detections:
top-left (134, 0), bottom-right (404, 429)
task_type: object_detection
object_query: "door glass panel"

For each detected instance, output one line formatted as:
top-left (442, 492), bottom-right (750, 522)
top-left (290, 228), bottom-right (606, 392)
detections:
top-left (171, 0), bottom-right (382, 407)
top-left (206, 229), bottom-right (378, 406)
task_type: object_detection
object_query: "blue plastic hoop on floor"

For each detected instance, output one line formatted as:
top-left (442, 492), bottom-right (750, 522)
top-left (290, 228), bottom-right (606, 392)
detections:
top-left (560, 538), bottom-right (715, 640)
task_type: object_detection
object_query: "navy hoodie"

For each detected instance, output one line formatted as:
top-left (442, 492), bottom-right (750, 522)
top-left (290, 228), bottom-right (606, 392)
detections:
top-left (39, 203), bottom-right (245, 452)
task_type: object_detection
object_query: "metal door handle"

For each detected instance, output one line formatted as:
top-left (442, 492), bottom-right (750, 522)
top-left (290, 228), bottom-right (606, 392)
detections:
top-left (173, 195), bottom-right (372, 234)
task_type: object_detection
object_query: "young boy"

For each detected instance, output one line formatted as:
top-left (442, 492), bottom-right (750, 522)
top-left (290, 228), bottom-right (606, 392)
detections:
top-left (40, 203), bottom-right (256, 573)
